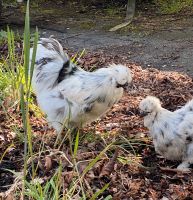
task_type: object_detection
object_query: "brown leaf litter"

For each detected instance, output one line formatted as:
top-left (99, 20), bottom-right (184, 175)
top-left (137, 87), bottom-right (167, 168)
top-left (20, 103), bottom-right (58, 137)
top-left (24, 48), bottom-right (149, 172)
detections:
top-left (1, 50), bottom-right (193, 199)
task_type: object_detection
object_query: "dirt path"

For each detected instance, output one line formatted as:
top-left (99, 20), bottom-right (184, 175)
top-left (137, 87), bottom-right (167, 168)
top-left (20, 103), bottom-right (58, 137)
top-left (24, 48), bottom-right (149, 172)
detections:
top-left (40, 26), bottom-right (193, 76)
top-left (1, 1), bottom-right (193, 76)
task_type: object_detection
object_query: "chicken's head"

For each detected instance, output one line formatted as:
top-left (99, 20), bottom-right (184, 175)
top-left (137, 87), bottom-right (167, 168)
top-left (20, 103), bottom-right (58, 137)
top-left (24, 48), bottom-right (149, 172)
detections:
top-left (110, 64), bottom-right (132, 88)
top-left (139, 96), bottom-right (161, 117)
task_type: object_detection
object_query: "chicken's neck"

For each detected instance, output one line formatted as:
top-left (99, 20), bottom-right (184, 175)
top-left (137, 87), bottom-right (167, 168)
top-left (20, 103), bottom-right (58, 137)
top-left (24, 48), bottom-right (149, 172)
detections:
top-left (144, 108), bottom-right (170, 129)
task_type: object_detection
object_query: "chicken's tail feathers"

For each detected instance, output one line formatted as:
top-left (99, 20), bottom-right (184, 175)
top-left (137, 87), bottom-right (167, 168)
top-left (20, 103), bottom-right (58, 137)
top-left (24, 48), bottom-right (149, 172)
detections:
top-left (36, 37), bottom-right (69, 63)
top-left (30, 37), bottom-right (74, 92)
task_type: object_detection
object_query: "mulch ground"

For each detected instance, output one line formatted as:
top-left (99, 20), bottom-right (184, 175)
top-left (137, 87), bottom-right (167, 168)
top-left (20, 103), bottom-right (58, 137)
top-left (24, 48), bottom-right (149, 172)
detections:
top-left (1, 44), bottom-right (193, 199)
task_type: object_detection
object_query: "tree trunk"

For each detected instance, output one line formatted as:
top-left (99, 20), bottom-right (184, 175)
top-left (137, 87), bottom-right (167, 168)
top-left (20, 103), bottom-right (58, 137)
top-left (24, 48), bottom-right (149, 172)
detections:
top-left (109, 0), bottom-right (136, 32)
top-left (0, 0), bottom-right (2, 18)
top-left (126, 0), bottom-right (136, 21)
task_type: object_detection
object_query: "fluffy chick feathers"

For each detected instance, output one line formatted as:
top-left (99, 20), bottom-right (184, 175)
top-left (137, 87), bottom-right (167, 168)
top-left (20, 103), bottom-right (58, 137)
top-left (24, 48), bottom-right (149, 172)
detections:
top-left (30, 38), bottom-right (132, 132)
top-left (139, 96), bottom-right (193, 171)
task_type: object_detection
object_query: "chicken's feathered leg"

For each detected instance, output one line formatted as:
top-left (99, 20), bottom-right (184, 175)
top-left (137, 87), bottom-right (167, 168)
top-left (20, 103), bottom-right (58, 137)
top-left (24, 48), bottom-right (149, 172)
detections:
top-left (177, 143), bottom-right (193, 171)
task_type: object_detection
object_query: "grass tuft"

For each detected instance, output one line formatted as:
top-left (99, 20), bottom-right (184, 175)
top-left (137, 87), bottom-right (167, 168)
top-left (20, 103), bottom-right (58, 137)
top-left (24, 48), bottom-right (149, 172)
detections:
top-left (155, 0), bottom-right (193, 14)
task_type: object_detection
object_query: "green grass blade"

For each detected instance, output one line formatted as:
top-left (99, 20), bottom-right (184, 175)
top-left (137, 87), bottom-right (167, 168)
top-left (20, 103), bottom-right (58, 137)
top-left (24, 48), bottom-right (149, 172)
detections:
top-left (90, 183), bottom-right (110, 200)
top-left (104, 195), bottom-right (113, 200)
top-left (82, 143), bottom-right (112, 178)
top-left (24, 0), bottom-right (30, 87)
top-left (20, 84), bottom-right (28, 196)
top-left (20, 84), bottom-right (26, 130)
top-left (71, 53), bottom-right (77, 63)
top-left (75, 49), bottom-right (85, 65)
top-left (0, 143), bottom-right (14, 162)
top-left (73, 130), bottom-right (79, 157)
top-left (29, 27), bottom-right (38, 91)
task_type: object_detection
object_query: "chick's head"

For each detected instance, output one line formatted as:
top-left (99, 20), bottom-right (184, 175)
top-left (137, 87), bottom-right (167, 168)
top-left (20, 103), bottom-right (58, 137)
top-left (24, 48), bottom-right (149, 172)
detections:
top-left (139, 96), bottom-right (161, 117)
top-left (110, 64), bottom-right (132, 87)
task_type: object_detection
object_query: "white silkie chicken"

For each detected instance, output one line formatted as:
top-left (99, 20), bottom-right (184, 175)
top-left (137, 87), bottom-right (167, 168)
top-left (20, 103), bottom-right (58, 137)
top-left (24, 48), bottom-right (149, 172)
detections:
top-left (30, 38), bottom-right (132, 133)
top-left (139, 96), bottom-right (193, 171)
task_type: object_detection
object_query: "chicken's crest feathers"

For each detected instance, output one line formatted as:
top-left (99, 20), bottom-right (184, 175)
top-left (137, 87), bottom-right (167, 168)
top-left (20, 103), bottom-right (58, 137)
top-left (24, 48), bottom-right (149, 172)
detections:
top-left (96, 64), bottom-right (132, 86)
top-left (110, 64), bottom-right (132, 85)
top-left (139, 96), bottom-right (162, 113)
top-left (178, 113), bottom-right (193, 139)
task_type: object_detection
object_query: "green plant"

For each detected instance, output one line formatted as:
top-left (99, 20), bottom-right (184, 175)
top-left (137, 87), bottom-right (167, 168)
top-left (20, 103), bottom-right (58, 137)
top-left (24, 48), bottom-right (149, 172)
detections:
top-left (20, 1), bottom-right (38, 197)
top-left (24, 165), bottom-right (63, 200)
top-left (0, 28), bottom-right (24, 103)
top-left (0, 30), bottom-right (7, 41)
top-left (154, 0), bottom-right (193, 14)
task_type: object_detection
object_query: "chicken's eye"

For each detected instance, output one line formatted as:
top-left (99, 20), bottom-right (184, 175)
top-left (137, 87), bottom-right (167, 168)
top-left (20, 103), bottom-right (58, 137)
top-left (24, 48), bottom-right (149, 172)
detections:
top-left (186, 136), bottom-right (192, 142)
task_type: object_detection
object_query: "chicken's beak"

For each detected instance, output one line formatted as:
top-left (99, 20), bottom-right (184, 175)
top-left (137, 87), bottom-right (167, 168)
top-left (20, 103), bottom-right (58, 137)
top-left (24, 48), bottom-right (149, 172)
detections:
top-left (122, 82), bottom-right (129, 90)
top-left (139, 111), bottom-right (149, 117)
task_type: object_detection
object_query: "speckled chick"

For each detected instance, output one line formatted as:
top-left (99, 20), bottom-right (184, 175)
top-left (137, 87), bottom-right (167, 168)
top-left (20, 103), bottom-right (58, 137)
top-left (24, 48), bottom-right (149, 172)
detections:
top-left (139, 96), bottom-right (193, 171)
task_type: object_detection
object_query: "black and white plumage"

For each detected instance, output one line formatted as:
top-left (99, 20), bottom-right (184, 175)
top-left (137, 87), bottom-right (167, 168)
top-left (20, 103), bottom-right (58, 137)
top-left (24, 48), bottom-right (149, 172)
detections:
top-left (139, 96), bottom-right (193, 171)
top-left (30, 38), bottom-right (132, 132)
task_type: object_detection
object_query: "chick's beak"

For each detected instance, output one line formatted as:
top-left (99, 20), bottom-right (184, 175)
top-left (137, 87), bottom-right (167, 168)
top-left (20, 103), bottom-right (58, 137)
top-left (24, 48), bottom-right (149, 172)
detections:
top-left (139, 111), bottom-right (149, 117)
top-left (116, 81), bottom-right (132, 89)
top-left (116, 82), bottom-right (128, 88)
top-left (122, 82), bottom-right (129, 89)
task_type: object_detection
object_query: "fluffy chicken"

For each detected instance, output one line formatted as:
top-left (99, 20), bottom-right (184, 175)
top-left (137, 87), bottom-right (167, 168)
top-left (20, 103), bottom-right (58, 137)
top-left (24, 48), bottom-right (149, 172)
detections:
top-left (30, 38), bottom-right (132, 132)
top-left (139, 96), bottom-right (193, 171)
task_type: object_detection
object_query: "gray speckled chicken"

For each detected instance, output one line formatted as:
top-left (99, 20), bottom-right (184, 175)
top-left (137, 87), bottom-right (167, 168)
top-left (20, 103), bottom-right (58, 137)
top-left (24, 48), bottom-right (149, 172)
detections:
top-left (30, 38), bottom-right (132, 132)
top-left (139, 96), bottom-right (193, 171)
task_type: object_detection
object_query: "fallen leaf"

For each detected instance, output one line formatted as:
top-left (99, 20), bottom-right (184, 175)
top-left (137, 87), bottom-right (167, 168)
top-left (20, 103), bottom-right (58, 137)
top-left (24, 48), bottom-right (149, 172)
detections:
top-left (45, 156), bottom-right (52, 171)
top-left (100, 149), bottom-right (119, 177)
